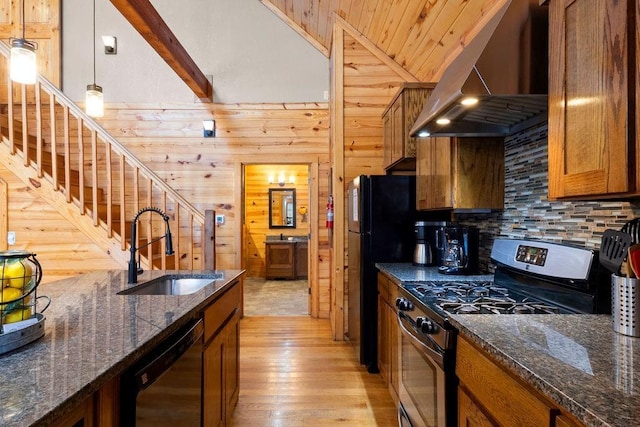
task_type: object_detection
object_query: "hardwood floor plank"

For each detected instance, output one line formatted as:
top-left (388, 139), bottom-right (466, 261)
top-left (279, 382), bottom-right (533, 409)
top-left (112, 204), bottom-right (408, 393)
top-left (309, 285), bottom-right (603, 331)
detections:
top-left (230, 316), bottom-right (396, 426)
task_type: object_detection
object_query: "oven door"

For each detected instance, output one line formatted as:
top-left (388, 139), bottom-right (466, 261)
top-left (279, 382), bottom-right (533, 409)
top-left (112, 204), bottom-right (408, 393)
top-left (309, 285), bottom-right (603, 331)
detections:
top-left (397, 311), bottom-right (447, 427)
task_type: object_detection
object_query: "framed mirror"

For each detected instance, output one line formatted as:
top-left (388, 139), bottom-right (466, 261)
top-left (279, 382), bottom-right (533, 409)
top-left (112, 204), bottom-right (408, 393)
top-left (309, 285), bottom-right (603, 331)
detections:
top-left (269, 188), bottom-right (296, 228)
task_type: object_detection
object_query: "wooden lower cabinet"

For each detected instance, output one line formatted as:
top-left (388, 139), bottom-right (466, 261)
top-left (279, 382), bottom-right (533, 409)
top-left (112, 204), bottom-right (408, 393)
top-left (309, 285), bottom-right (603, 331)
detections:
top-left (456, 335), bottom-right (584, 427)
top-left (377, 272), bottom-right (400, 402)
top-left (458, 386), bottom-right (496, 427)
top-left (203, 281), bottom-right (242, 426)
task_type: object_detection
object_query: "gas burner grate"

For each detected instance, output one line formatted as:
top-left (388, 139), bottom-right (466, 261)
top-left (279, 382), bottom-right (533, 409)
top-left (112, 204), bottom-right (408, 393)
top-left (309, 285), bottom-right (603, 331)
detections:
top-left (438, 298), bottom-right (561, 315)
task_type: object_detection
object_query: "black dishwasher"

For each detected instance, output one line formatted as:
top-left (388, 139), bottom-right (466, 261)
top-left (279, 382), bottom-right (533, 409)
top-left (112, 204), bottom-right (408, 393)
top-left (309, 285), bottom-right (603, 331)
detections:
top-left (120, 318), bottom-right (204, 426)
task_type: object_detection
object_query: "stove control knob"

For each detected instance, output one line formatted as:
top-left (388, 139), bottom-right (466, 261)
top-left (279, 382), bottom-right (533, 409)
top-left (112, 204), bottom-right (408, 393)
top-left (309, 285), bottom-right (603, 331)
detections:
top-left (416, 317), bottom-right (438, 334)
top-left (395, 298), bottom-right (414, 311)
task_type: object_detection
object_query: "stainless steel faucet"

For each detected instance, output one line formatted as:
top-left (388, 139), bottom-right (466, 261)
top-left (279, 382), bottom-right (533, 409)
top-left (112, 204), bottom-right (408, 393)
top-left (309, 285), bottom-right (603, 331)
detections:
top-left (128, 207), bottom-right (175, 284)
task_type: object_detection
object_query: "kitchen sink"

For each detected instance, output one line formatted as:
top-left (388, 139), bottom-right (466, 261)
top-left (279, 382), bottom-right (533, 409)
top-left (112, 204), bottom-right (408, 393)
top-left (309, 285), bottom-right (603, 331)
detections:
top-left (118, 273), bottom-right (223, 295)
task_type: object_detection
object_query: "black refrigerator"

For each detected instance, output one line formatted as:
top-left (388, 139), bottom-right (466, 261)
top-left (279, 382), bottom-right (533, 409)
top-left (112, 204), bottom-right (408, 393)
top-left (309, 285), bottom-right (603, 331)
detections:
top-left (347, 175), bottom-right (416, 373)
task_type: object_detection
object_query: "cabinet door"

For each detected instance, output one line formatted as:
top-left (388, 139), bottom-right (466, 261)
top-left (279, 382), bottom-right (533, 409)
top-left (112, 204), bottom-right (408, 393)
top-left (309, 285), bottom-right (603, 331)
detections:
top-left (295, 242), bottom-right (308, 279)
top-left (458, 386), bottom-right (497, 427)
top-left (377, 291), bottom-right (391, 383)
top-left (416, 136), bottom-right (452, 210)
top-left (224, 313), bottom-right (240, 419)
top-left (391, 96), bottom-right (404, 165)
top-left (431, 137), bottom-right (453, 209)
top-left (266, 243), bottom-right (295, 279)
top-left (416, 138), bottom-right (431, 210)
top-left (548, 0), bottom-right (631, 198)
top-left (383, 111), bottom-right (393, 168)
top-left (204, 334), bottom-right (225, 427)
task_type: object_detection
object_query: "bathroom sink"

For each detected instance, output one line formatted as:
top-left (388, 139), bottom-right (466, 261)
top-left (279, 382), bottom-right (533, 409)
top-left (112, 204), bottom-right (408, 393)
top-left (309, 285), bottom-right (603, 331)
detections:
top-left (118, 273), bottom-right (223, 295)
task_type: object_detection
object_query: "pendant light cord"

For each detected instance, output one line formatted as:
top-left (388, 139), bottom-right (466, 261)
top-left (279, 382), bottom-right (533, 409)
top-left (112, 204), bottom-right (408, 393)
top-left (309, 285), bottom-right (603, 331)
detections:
top-left (21, 0), bottom-right (26, 39)
top-left (92, 0), bottom-right (96, 85)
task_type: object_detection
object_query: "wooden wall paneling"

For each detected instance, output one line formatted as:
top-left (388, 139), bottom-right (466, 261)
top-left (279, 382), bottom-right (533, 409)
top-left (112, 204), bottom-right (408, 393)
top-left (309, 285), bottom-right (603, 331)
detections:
top-left (0, 178), bottom-right (6, 251)
top-left (95, 103), bottom-right (330, 317)
top-left (332, 17), bottom-right (423, 338)
top-left (0, 163), bottom-right (123, 282)
top-left (330, 23), bottom-right (345, 339)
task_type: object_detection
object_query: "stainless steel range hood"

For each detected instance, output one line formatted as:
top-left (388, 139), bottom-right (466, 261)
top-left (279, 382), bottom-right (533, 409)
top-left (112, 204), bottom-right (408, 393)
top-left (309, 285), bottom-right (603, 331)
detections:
top-left (410, 0), bottom-right (548, 138)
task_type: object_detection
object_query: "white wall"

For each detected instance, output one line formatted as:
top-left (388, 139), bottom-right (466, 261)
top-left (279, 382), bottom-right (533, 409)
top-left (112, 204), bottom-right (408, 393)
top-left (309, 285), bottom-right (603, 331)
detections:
top-left (62, 0), bottom-right (328, 103)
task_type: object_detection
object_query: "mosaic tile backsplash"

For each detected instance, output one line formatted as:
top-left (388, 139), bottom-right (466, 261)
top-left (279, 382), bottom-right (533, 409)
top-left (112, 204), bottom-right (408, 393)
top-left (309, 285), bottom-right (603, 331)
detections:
top-left (455, 123), bottom-right (640, 272)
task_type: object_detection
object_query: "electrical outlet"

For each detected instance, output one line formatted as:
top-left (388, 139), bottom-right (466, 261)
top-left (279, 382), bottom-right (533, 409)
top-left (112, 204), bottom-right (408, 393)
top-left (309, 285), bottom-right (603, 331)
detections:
top-left (7, 231), bottom-right (15, 245)
top-left (215, 214), bottom-right (225, 225)
top-left (323, 90), bottom-right (329, 100)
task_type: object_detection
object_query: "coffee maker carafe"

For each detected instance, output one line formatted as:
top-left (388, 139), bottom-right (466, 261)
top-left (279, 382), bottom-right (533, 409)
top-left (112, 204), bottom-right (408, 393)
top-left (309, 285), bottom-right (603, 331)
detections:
top-left (413, 221), bottom-right (432, 266)
top-left (438, 225), bottom-right (479, 275)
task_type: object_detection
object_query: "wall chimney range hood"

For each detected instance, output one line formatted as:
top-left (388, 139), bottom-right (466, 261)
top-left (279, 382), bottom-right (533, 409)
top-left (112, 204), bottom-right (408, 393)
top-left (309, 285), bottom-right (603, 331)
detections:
top-left (410, 0), bottom-right (548, 138)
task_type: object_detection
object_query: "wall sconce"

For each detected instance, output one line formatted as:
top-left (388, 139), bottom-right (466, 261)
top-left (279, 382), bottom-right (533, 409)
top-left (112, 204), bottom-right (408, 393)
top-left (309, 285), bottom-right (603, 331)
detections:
top-left (203, 119), bottom-right (215, 137)
top-left (102, 36), bottom-right (117, 55)
top-left (268, 173), bottom-right (295, 186)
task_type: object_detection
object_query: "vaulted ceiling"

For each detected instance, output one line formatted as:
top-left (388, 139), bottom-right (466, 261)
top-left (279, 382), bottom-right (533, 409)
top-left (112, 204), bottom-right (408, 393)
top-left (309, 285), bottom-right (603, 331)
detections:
top-left (260, 0), bottom-right (508, 82)
top-left (113, 0), bottom-right (508, 100)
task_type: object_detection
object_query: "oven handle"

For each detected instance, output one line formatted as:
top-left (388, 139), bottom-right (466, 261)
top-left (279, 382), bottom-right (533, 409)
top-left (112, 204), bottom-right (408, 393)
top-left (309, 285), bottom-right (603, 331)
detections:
top-left (397, 311), bottom-right (445, 369)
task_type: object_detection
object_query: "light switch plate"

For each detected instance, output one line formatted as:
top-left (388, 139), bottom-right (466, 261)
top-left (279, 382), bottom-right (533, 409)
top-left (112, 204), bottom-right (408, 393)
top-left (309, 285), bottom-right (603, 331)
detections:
top-left (7, 231), bottom-right (15, 245)
top-left (215, 214), bottom-right (225, 225)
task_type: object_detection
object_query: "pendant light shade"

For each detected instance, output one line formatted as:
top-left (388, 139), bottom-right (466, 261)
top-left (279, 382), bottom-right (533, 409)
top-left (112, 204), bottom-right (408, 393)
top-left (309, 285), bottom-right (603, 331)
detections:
top-left (86, 83), bottom-right (104, 118)
top-left (86, 0), bottom-right (104, 117)
top-left (10, 1), bottom-right (37, 84)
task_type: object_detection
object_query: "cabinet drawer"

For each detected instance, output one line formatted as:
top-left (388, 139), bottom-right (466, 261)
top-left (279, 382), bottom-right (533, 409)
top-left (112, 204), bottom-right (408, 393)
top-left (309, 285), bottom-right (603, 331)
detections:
top-left (456, 336), bottom-right (555, 426)
top-left (204, 281), bottom-right (241, 343)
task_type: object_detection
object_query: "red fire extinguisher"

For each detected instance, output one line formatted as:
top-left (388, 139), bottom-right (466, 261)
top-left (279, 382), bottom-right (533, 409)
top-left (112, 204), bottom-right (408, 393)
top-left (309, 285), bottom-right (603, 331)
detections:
top-left (326, 195), bottom-right (334, 230)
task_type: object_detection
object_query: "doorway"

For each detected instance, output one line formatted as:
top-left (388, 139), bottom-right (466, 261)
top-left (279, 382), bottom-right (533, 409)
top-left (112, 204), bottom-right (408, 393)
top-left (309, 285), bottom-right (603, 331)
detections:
top-left (242, 164), bottom-right (310, 316)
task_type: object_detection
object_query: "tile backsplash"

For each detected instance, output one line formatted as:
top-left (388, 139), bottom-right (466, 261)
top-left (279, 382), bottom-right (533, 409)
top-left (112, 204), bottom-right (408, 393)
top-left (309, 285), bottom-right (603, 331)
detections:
top-left (455, 123), bottom-right (640, 272)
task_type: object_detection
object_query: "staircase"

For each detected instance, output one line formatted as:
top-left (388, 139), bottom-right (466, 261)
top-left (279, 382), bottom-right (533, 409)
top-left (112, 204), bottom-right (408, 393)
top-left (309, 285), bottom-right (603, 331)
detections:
top-left (0, 42), bottom-right (213, 272)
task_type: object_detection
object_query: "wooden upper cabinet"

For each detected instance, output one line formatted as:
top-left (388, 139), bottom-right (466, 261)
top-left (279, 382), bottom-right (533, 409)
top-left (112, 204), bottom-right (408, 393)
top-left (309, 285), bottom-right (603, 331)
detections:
top-left (417, 137), bottom-right (504, 211)
top-left (382, 83), bottom-right (435, 171)
top-left (548, 0), bottom-right (636, 199)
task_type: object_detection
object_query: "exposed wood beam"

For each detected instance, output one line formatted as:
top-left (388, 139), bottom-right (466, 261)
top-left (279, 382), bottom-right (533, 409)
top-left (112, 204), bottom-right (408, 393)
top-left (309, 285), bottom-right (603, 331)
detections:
top-left (110, 0), bottom-right (213, 102)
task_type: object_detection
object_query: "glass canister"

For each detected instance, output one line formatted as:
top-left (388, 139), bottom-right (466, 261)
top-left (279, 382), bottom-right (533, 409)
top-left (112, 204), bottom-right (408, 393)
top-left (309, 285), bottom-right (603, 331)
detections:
top-left (0, 250), bottom-right (42, 330)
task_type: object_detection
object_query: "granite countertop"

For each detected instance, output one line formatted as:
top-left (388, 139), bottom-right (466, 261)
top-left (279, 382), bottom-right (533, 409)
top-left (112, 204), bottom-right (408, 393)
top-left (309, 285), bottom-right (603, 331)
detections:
top-left (0, 269), bottom-right (244, 426)
top-left (450, 314), bottom-right (640, 427)
top-left (376, 262), bottom-right (494, 283)
top-left (376, 263), bottom-right (639, 427)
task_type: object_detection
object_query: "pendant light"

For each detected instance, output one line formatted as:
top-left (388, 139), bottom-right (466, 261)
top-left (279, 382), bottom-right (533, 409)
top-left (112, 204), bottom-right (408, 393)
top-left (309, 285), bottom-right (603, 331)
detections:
top-left (85, 0), bottom-right (104, 117)
top-left (10, 0), bottom-right (38, 84)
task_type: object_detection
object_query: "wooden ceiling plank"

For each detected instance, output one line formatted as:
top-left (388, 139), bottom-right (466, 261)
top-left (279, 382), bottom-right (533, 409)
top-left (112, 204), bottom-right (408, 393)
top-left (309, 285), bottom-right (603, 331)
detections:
top-left (392, 0), bottom-right (453, 70)
top-left (293, 0), bottom-right (305, 30)
top-left (306, 0), bottom-right (320, 36)
top-left (315, 0), bottom-right (332, 49)
top-left (285, 0), bottom-right (295, 17)
top-left (356, 0), bottom-right (381, 35)
top-left (109, 0), bottom-right (212, 101)
top-left (368, 0), bottom-right (395, 46)
top-left (412, 0), bottom-right (508, 81)
top-left (376, 0), bottom-right (417, 52)
top-left (260, 0), bottom-right (329, 56)
top-left (347, 0), bottom-right (366, 25)
top-left (384, 0), bottom-right (433, 60)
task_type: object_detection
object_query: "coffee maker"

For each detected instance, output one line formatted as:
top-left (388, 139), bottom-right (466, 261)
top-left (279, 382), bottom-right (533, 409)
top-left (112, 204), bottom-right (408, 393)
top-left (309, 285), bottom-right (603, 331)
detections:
top-left (438, 225), bottom-right (479, 275)
top-left (413, 221), bottom-right (448, 266)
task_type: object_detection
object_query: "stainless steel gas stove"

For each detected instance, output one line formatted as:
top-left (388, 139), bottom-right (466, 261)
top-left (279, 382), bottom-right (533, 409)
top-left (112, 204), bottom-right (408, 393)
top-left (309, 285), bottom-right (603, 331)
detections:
top-left (395, 238), bottom-right (608, 427)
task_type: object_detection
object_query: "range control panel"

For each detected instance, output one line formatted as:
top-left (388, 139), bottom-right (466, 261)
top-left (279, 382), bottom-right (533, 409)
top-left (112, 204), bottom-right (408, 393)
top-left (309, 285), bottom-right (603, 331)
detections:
top-left (516, 245), bottom-right (548, 266)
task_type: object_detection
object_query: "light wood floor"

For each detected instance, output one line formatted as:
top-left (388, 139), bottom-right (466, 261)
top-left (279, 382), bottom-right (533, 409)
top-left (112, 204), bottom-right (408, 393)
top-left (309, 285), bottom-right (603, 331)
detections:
top-left (229, 316), bottom-right (397, 426)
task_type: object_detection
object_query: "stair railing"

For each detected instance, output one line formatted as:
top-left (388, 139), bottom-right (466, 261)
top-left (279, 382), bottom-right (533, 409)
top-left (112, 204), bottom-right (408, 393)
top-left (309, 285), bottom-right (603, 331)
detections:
top-left (0, 41), bottom-right (208, 271)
